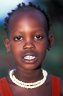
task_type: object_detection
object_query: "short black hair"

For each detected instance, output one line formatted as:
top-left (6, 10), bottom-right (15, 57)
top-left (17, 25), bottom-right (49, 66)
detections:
top-left (4, 2), bottom-right (50, 37)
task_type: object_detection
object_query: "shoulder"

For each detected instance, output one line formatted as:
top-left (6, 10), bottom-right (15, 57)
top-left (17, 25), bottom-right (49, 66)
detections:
top-left (60, 79), bottom-right (63, 96)
top-left (51, 75), bottom-right (63, 96)
top-left (0, 77), bottom-right (8, 87)
top-left (0, 77), bottom-right (7, 82)
top-left (0, 77), bottom-right (12, 96)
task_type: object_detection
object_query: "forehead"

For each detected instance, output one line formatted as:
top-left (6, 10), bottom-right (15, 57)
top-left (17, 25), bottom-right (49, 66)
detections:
top-left (9, 8), bottom-right (46, 24)
top-left (8, 8), bottom-right (47, 33)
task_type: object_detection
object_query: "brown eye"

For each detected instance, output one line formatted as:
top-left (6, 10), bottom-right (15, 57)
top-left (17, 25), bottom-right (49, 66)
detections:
top-left (34, 35), bottom-right (44, 40)
top-left (13, 36), bottom-right (23, 41)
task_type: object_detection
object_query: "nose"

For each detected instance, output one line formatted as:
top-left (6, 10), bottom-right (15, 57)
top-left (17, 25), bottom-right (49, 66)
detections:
top-left (23, 41), bottom-right (35, 50)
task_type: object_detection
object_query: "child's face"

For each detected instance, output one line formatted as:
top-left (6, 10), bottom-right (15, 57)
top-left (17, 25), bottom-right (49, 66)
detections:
top-left (4, 10), bottom-right (51, 71)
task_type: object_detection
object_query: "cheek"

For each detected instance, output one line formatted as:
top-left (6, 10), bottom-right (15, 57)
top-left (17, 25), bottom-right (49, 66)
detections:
top-left (9, 43), bottom-right (21, 57)
top-left (35, 40), bottom-right (48, 61)
top-left (36, 40), bottom-right (48, 53)
top-left (10, 46), bottom-right (22, 64)
top-left (10, 41), bottom-right (23, 52)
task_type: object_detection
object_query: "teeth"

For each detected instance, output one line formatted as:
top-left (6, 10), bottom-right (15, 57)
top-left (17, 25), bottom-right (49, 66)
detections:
top-left (24, 56), bottom-right (35, 60)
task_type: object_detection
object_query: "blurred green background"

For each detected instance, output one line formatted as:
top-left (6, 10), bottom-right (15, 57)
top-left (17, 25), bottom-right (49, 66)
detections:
top-left (0, 0), bottom-right (63, 79)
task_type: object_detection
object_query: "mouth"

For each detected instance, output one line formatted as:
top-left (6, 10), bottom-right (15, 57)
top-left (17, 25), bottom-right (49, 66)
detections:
top-left (24, 55), bottom-right (36, 60)
top-left (22, 51), bottom-right (38, 64)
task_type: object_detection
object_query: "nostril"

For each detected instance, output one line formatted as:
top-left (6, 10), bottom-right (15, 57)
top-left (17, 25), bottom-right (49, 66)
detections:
top-left (23, 43), bottom-right (35, 49)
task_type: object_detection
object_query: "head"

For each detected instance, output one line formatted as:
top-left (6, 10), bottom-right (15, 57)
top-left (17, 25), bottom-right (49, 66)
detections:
top-left (4, 2), bottom-right (53, 71)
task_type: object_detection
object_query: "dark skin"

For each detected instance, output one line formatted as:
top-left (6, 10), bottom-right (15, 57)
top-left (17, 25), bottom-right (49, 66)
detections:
top-left (4, 8), bottom-right (63, 96)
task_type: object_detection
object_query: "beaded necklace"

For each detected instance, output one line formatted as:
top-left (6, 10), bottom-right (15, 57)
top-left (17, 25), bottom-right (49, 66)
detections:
top-left (9, 69), bottom-right (48, 89)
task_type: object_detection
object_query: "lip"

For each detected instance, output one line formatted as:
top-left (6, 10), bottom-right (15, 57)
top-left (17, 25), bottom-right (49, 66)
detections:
top-left (22, 51), bottom-right (38, 64)
top-left (23, 57), bottom-right (37, 64)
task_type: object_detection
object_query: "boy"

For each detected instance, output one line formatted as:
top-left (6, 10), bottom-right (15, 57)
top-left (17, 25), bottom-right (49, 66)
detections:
top-left (0, 2), bottom-right (63, 96)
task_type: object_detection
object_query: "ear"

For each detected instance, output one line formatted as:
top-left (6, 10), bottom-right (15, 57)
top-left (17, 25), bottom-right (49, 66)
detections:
top-left (4, 37), bottom-right (10, 52)
top-left (47, 34), bottom-right (55, 50)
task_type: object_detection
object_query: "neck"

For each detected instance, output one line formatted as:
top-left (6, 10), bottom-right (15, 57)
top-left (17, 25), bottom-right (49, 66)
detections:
top-left (14, 67), bottom-right (43, 83)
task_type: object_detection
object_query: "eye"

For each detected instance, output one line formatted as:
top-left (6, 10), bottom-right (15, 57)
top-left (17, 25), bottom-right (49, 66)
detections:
top-left (34, 35), bottom-right (44, 40)
top-left (13, 35), bottom-right (23, 41)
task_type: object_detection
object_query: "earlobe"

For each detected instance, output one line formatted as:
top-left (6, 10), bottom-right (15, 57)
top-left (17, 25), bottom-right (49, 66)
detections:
top-left (47, 34), bottom-right (55, 51)
top-left (4, 37), bottom-right (10, 52)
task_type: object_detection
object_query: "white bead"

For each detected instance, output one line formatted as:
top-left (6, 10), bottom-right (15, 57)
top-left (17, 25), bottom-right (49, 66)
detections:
top-left (9, 69), bottom-right (48, 89)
